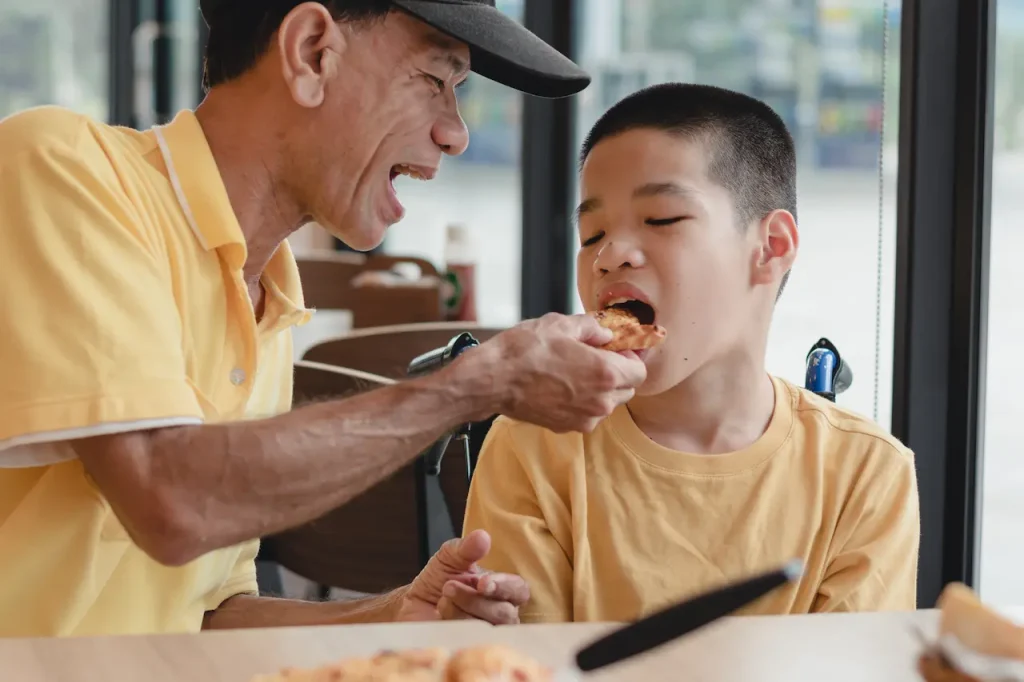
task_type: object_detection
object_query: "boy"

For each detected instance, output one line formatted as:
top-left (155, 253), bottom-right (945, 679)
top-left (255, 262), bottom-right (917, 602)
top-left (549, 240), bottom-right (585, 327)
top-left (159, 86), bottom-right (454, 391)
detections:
top-left (461, 83), bottom-right (920, 623)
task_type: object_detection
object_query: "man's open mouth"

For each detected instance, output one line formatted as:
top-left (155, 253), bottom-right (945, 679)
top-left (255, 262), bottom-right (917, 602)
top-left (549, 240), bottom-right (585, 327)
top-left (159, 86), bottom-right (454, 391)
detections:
top-left (603, 297), bottom-right (656, 325)
top-left (390, 164), bottom-right (431, 184)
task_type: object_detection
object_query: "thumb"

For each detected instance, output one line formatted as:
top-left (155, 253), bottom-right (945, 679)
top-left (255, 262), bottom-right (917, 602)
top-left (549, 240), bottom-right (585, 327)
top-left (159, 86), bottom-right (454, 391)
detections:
top-left (436, 530), bottom-right (491, 574)
top-left (571, 313), bottom-right (613, 347)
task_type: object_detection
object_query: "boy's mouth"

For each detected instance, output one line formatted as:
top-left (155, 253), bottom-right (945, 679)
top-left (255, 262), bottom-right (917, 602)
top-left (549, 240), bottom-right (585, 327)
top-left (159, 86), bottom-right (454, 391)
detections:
top-left (604, 297), bottom-right (656, 325)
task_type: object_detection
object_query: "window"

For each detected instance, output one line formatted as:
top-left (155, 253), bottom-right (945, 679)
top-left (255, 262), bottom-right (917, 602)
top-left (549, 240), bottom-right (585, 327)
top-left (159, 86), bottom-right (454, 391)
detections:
top-left (978, 0), bottom-right (1024, 605)
top-left (381, 0), bottom-right (525, 327)
top-left (572, 0), bottom-right (901, 426)
top-left (0, 0), bottom-right (108, 120)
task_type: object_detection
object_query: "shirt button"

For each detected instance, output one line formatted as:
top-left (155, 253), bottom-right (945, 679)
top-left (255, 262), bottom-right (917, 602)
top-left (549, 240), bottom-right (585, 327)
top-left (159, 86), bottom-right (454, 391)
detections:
top-left (229, 368), bottom-right (247, 386)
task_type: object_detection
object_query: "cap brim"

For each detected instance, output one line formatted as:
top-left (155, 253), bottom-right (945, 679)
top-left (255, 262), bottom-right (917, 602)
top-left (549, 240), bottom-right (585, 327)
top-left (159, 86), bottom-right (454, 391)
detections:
top-left (390, 0), bottom-right (590, 98)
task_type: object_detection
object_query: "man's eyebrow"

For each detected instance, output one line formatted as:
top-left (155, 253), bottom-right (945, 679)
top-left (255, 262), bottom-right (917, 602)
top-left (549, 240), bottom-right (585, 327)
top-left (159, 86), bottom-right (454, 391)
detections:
top-left (633, 182), bottom-right (698, 200)
top-left (425, 33), bottom-right (470, 76)
top-left (573, 197), bottom-right (601, 224)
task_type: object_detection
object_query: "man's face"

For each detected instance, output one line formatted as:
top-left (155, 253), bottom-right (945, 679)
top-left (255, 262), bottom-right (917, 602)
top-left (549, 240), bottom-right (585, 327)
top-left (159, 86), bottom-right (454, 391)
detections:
top-left (576, 129), bottom-right (767, 396)
top-left (277, 9), bottom-right (470, 250)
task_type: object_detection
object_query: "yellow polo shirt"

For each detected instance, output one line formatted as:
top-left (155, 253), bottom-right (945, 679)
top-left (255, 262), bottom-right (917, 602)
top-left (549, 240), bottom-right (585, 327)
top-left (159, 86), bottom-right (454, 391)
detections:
top-left (0, 106), bottom-right (311, 637)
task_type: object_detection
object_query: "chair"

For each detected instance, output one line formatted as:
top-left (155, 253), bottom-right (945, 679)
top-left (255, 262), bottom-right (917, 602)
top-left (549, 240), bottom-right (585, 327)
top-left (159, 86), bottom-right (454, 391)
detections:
top-left (302, 322), bottom-right (506, 380)
top-left (257, 360), bottom-right (471, 599)
top-left (296, 252), bottom-right (446, 329)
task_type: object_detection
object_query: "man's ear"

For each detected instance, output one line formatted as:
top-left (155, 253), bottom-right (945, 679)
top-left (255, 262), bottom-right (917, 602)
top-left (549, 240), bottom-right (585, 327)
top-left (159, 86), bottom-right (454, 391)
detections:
top-left (750, 209), bottom-right (799, 288)
top-left (277, 2), bottom-right (345, 108)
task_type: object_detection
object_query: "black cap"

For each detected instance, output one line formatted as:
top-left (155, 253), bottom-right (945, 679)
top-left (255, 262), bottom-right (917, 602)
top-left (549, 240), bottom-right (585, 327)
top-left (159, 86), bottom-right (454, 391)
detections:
top-left (198, 0), bottom-right (590, 99)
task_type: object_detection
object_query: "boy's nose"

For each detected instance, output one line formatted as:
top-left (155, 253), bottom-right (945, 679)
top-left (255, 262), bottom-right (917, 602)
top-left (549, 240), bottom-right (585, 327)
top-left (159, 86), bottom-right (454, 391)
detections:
top-left (594, 240), bottom-right (646, 274)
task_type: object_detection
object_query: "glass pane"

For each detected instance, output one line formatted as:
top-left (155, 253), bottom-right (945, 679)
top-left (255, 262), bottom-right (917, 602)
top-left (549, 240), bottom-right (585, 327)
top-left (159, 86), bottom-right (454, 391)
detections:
top-left (0, 0), bottom-right (108, 120)
top-left (380, 0), bottom-right (525, 327)
top-left (573, 0), bottom-right (901, 426)
top-left (978, 0), bottom-right (1024, 605)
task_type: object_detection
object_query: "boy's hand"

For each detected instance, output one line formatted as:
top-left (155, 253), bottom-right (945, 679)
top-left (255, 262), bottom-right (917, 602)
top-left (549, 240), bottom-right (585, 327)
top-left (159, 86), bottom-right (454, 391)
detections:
top-left (470, 313), bottom-right (647, 433)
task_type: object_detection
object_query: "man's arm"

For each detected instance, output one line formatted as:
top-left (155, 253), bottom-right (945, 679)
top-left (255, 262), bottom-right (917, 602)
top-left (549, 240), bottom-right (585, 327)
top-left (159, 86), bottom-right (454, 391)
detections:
top-left (74, 356), bottom-right (498, 567)
top-left (814, 446), bottom-right (921, 612)
top-left (75, 312), bottom-right (645, 568)
top-left (202, 590), bottom-right (407, 629)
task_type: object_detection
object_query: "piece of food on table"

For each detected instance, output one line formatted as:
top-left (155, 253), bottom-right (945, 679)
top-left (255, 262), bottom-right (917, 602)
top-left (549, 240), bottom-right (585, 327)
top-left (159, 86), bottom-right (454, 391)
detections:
top-left (917, 583), bottom-right (1024, 682)
top-left (590, 307), bottom-right (666, 352)
top-left (250, 645), bottom-right (553, 682)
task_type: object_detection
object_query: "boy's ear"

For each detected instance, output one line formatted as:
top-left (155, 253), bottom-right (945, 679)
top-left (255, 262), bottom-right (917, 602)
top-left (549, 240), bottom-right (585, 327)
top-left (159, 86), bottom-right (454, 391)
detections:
top-left (751, 209), bottom-right (798, 288)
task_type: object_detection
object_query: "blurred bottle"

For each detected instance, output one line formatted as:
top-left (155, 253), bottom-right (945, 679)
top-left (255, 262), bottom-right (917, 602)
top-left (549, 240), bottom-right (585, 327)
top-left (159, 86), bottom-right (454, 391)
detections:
top-left (443, 223), bottom-right (477, 322)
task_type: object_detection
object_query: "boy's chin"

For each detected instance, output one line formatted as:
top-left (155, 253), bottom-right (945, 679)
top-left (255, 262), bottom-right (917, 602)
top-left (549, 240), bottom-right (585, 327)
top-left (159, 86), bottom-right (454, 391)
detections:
top-left (633, 362), bottom-right (695, 397)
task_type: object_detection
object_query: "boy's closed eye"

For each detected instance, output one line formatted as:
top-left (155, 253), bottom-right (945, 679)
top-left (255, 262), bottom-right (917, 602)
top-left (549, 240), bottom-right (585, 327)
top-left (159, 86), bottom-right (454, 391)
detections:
top-left (580, 216), bottom-right (690, 246)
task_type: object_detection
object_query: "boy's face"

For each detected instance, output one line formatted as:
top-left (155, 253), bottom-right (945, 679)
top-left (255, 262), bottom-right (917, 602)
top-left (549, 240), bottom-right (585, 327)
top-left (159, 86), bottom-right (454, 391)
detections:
top-left (576, 128), bottom-right (796, 396)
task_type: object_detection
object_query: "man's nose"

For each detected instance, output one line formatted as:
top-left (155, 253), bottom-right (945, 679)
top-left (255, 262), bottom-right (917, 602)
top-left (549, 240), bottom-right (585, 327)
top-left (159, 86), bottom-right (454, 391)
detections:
top-left (432, 108), bottom-right (469, 157)
top-left (594, 239), bottom-right (646, 274)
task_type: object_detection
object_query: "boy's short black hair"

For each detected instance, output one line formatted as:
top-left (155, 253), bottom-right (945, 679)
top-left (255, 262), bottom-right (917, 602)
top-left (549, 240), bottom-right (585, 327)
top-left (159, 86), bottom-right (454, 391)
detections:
top-left (580, 83), bottom-right (797, 297)
top-left (202, 0), bottom-right (391, 92)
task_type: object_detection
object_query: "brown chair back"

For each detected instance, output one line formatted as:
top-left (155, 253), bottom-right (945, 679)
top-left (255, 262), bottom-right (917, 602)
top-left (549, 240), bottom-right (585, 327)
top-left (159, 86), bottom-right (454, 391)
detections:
top-left (296, 252), bottom-right (445, 329)
top-left (261, 360), bottom-right (470, 594)
top-left (302, 322), bottom-right (506, 380)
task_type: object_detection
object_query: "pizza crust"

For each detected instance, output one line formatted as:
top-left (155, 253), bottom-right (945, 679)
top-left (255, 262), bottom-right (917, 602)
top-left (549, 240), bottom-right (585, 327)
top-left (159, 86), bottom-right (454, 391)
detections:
top-left (251, 646), bottom-right (553, 682)
top-left (590, 308), bottom-right (667, 352)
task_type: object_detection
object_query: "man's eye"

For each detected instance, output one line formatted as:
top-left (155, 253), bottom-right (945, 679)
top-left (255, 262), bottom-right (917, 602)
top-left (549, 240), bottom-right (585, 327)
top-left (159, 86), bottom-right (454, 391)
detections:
top-left (425, 74), bottom-right (446, 93)
top-left (582, 231), bottom-right (604, 247)
top-left (645, 216), bottom-right (686, 226)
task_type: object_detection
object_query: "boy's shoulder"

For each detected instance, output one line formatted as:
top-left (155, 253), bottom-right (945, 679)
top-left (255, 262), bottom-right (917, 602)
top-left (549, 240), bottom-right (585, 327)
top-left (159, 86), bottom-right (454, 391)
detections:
top-left (487, 414), bottom-right (588, 451)
top-left (774, 375), bottom-right (914, 468)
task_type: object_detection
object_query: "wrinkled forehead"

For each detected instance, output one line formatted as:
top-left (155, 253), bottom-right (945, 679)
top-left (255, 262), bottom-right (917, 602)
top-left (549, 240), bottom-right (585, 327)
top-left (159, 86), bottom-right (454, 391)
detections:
top-left (372, 11), bottom-right (470, 75)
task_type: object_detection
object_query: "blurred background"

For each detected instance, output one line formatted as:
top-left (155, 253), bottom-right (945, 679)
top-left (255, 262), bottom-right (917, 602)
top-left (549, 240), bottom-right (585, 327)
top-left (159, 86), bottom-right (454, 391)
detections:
top-left (0, 0), bottom-right (1020, 607)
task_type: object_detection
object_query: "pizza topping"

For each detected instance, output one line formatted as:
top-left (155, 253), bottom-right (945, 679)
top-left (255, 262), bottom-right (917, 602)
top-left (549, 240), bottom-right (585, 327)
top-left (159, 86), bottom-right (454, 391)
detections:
top-left (603, 297), bottom-right (656, 325)
top-left (590, 306), bottom-right (667, 352)
top-left (250, 646), bottom-right (552, 682)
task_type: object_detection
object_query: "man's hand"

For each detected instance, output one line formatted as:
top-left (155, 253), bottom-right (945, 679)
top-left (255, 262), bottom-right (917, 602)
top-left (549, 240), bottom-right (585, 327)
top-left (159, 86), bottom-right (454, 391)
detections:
top-left (464, 313), bottom-right (647, 433)
top-left (397, 530), bottom-right (528, 625)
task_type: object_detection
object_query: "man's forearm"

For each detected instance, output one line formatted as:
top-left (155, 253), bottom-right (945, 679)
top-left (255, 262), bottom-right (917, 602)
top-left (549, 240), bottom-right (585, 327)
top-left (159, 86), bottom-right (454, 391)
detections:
top-left (76, 352), bottom-right (504, 565)
top-left (202, 590), bottom-right (408, 630)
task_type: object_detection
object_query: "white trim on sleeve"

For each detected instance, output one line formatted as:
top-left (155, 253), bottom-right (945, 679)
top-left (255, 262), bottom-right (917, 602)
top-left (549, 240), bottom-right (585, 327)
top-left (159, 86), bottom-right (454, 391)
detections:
top-left (0, 417), bottom-right (204, 468)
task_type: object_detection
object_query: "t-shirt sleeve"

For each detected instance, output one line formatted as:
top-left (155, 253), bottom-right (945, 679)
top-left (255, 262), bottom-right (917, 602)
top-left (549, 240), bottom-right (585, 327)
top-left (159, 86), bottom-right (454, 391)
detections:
top-left (462, 419), bottom-right (574, 623)
top-left (0, 133), bottom-right (203, 464)
top-left (814, 445), bottom-right (921, 612)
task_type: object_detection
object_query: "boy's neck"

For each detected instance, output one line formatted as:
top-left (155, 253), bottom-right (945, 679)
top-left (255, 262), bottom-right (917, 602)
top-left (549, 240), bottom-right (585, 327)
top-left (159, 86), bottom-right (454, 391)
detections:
top-left (627, 350), bottom-right (776, 455)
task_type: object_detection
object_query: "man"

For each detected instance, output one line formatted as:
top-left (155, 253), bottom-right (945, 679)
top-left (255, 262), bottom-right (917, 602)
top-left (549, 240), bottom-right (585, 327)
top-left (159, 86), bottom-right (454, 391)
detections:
top-left (0, 0), bottom-right (647, 637)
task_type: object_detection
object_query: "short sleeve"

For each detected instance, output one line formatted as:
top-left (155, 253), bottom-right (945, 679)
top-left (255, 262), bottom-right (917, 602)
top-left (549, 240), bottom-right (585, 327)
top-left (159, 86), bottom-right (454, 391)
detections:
top-left (814, 446), bottom-right (920, 612)
top-left (463, 419), bottom-right (574, 623)
top-left (0, 133), bottom-right (203, 464)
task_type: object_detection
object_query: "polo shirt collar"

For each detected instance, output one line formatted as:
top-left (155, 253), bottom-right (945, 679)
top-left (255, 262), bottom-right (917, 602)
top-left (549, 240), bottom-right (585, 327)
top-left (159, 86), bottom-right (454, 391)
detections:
top-left (155, 110), bottom-right (312, 330)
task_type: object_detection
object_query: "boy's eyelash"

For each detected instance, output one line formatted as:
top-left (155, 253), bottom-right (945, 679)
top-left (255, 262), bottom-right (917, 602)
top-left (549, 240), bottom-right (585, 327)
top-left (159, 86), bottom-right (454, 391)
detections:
top-left (582, 231), bottom-right (604, 247)
top-left (646, 216), bottom-right (687, 226)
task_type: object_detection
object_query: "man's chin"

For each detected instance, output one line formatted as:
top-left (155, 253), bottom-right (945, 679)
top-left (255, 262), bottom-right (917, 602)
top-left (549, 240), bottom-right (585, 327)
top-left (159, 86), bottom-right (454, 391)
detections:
top-left (320, 221), bottom-right (388, 252)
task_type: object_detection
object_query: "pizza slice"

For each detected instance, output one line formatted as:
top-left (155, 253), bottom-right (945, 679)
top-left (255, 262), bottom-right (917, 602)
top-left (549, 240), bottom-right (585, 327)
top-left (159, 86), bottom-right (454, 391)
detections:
top-left (590, 304), bottom-right (666, 352)
top-left (250, 646), bottom-right (553, 682)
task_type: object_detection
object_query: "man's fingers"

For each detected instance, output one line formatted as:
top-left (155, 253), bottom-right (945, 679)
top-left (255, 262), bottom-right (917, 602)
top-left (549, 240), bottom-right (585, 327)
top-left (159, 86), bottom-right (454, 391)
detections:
top-left (436, 594), bottom-right (475, 621)
top-left (434, 529), bottom-right (491, 575)
top-left (440, 581), bottom-right (520, 625)
top-left (476, 573), bottom-right (530, 606)
top-left (600, 351), bottom-right (648, 388)
top-left (560, 313), bottom-right (613, 346)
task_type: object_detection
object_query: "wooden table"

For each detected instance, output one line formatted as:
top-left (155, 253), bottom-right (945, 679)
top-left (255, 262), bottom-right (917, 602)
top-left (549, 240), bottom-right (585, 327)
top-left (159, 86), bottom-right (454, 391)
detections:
top-left (0, 610), bottom-right (958, 682)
